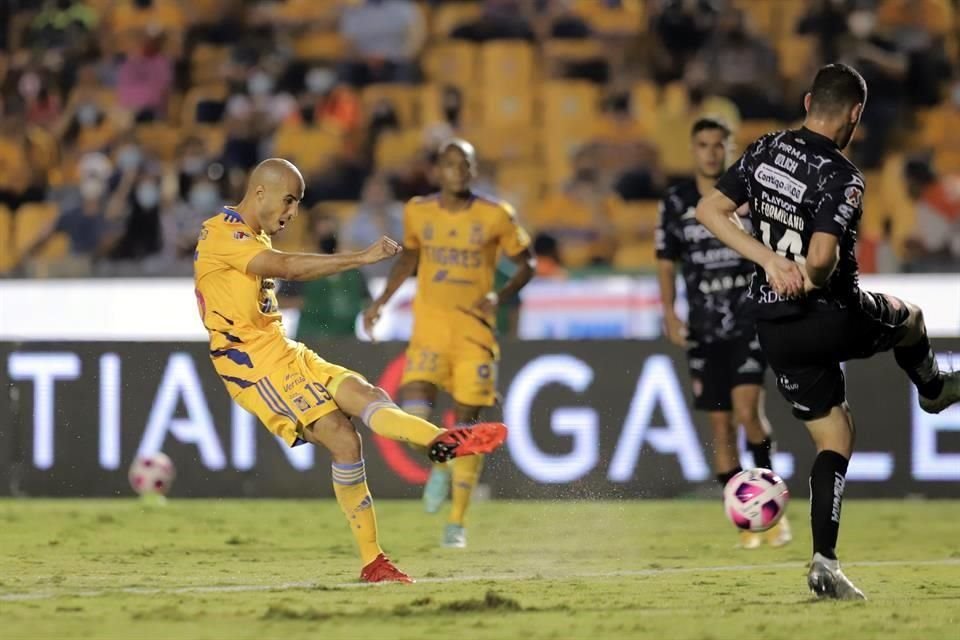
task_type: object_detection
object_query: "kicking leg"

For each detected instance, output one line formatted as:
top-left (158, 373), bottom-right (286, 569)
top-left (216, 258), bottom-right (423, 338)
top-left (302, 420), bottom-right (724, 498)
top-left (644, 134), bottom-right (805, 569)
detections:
top-left (398, 381), bottom-right (449, 513)
top-left (444, 403), bottom-right (485, 548)
top-left (300, 410), bottom-right (411, 583)
top-left (732, 384), bottom-right (791, 547)
top-left (804, 404), bottom-right (864, 600)
top-left (892, 300), bottom-right (958, 413)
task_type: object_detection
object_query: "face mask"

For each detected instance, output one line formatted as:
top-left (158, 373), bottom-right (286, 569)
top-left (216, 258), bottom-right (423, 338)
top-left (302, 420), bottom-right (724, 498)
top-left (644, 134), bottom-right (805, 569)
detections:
top-left (318, 235), bottom-right (338, 254)
top-left (80, 178), bottom-right (105, 200)
top-left (189, 185), bottom-right (220, 213)
top-left (77, 103), bottom-right (99, 127)
top-left (247, 72), bottom-right (274, 97)
top-left (135, 181), bottom-right (161, 209)
top-left (18, 72), bottom-right (40, 101)
top-left (117, 145), bottom-right (143, 173)
top-left (181, 155), bottom-right (206, 176)
top-left (305, 68), bottom-right (335, 95)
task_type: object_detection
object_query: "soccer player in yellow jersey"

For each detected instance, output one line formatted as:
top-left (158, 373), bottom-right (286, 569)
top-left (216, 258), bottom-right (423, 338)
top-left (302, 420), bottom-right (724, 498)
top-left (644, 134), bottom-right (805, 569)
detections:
top-left (194, 158), bottom-right (508, 583)
top-left (364, 140), bottom-right (536, 548)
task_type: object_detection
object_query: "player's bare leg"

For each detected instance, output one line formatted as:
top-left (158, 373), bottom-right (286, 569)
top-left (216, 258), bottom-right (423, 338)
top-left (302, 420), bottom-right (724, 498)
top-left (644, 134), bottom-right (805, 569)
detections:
top-left (442, 402), bottom-right (486, 548)
top-left (397, 381), bottom-right (449, 513)
top-left (710, 411), bottom-right (759, 549)
top-left (732, 385), bottom-right (791, 547)
top-left (333, 376), bottom-right (507, 461)
top-left (803, 404), bottom-right (865, 600)
top-left (893, 300), bottom-right (959, 414)
top-left (300, 410), bottom-right (412, 583)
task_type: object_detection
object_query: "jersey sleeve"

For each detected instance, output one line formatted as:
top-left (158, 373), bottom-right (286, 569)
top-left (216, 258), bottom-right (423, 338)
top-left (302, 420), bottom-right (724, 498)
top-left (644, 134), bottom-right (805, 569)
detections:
top-left (203, 223), bottom-right (268, 273)
top-left (715, 140), bottom-right (757, 206)
top-left (402, 202), bottom-right (420, 249)
top-left (654, 196), bottom-right (682, 261)
top-left (813, 170), bottom-right (864, 239)
top-left (496, 203), bottom-right (532, 257)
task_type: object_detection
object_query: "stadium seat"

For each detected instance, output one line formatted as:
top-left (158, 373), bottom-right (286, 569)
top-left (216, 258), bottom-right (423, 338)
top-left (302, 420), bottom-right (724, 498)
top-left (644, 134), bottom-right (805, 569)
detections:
top-left (731, 0), bottom-right (775, 38)
top-left (661, 82), bottom-right (689, 117)
top-left (543, 131), bottom-right (593, 187)
top-left (419, 83), bottom-right (482, 129)
top-left (135, 123), bottom-right (181, 162)
top-left (480, 41), bottom-right (535, 90)
top-left (542, 81), bottom-right (599, 136)
top-left (423, 41), bottom-right (479, 89)
top-left (0, 205), bottom-right (14, 274)
top-left (273, 125), bottom-right (342, 174)
top-left (361, 84), bottom-right (420, 129)
top-left (778, 36), bottom-right (815, 81)
top-left (496, 163), bottom-right (545, 218)
top-left (293, 30), bottom-right (347, 62)
top-left (609, 200), bottom-right (660, 239)
top-left (655, 113), bottom-right (694, 176)
top-left (481, 86), bottom-right (535, 128)
top-left (468, 126), bottom-right (539, 163)
top-left (374, 129), bottom-right (425, 170)
top-left (190, 44), bottom-right (229, 86)
top-left (613, 239), bottom-right (657, 271)
top-left (735, 120), bottom-right (781, 151)
top-left (431, 2), bottom-right (482, 38)
top-left (181, 83), bottom-right (229, 127)
top-left (631, 81), bottom-right (659, 129)
top-left (543, 39), bottom-right (605, 65)
top-left (13, 202), bottom-right (59, 258)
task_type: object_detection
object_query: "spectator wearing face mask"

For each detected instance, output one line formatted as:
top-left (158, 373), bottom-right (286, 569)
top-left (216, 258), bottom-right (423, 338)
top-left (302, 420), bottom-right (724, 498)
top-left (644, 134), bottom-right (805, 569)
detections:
top-left (159, 176), bottom-right (221, 266)
top-left (338, 0), bottom-right (426, 86)
top-left (104, 151), bottom-right (164, 261)
top-left (341, 174), bottom-right (404, 279)
top-left (285, 214), bottom-right (371, 341)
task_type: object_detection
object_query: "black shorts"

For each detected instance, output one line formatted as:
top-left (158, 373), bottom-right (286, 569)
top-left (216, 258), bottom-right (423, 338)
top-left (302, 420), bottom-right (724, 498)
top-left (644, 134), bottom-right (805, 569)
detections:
top-left (687, 334), bottom-right (767, 412)
top-left (756, 290), bottom-right (911, 421)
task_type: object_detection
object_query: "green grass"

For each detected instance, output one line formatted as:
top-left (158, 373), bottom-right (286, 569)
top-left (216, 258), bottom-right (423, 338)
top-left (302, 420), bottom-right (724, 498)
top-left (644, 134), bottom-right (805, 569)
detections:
top-left (1, 499), bottom-right (959, 639)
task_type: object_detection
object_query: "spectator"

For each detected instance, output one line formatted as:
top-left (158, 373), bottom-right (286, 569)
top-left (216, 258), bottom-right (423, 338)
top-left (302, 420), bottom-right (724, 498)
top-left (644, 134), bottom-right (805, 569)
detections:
top-left (451, 0), bottom-right (536, 42)
top-left (338, 0), bottom-right (426, 86)
top-left (160, 175), bottom-right (219, 265)
top-left (532, 232), bottom-right (568, 279)
top-left (695, 9), bottom-right (780, 119)
top-left (796, 0), bottom-right (850, 65)
top-left (116, 30), bottom-right (173, 121)
top-left (291, 215), bottom-right (371, 341)
top-left (0, 100), bottom-right (50, 210)
top-left (837, 6), bottom-right (908, 168)
top-left (28, 0), bottom-right (98, 52)
top-left (650, 0), bottom-right (717, 84)
top-left (341, 174), bottom-right (404, 279)
top-left (876, 0), bottom-right (951, 107)
top-left (902, 158), bottom-right (960, 271)
top-left (105, 156), bottom-right (163, 260)
top-left (529, 166), bottom-right (618, 267)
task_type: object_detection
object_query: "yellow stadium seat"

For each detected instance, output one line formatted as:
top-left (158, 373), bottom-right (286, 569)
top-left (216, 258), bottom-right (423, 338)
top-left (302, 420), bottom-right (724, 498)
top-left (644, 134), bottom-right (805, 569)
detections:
top-left (543, 39), bottom-right (604, 64)
top-left (13, 202), bottom-right (59, 257)
top-left (481, 86), bottom-right (535, 128)
top-left (496, 163), bottom-right (545, 218)
top-left (0, 205), bottom-right (14, 273)
top-left (661, 82), bottom-right (689, 117)
top-left (468, 126), bottom-right (539, 163)
top-left (655, 114), bottom-right (694, 176)
top-left (543, 131), bottom-right (592, 187)
top-left (361, 84), bottom-right (420, 129)
top-left (274, 126), bottom-right (342, 174)
top-left (431, 2), bottom-right (482, 38)
top-left (190, 44), bottom-right (229, 86)
top-left (613, 239), bottom-right (657, 271)
top-left (189, 125), bottom-right (226, 156)
top-left (609, 200), bottom-right (660, 238)
top-left (419, 83), bottom-right (482, 129)
top-left (480, 41), bottom-right (535, 90)
top-left (731, 0), bottom-right (775, 38)
top-left (294, 30), bottom-right (347, 61)
top-left (542, 81), bottom-right (599, 135)
top-left (631, 81), bottom-right (659, 128)
top-left (778, 36), bottom-right (815, 81)
top-left (374, 129), bottom-right (424, 170)
top-left (423, 41), bottom-right (479, 89)
top-left (181, 83), bottom-right (228, 127)
top-left (135, 123), bottom-right (181, 162)
top-left (35, 232), bottom-right (69, 262)
top-left (735, 120), bottom-right (781, 152)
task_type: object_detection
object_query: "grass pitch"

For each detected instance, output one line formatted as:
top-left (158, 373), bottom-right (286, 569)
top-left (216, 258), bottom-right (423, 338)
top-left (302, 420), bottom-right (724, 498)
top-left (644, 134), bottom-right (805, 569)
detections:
top-left (1, 499), bottom-right (958, 639)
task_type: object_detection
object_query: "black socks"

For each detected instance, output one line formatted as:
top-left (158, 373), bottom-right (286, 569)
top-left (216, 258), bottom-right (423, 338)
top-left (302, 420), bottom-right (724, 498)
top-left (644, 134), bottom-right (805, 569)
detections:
top-left (809, 450), bottom-right (849, 560)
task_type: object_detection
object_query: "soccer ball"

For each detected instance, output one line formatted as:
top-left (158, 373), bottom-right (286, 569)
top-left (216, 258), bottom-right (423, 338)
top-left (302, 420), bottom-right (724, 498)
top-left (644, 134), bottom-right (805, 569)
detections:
top-left (723, 468), bottom-right (789, 532)
top-left (128, 452), bottom-right (176, 497)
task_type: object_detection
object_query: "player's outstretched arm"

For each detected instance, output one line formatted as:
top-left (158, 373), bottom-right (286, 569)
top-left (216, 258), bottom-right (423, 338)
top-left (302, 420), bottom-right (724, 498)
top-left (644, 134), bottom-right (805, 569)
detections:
top-left (363, 246), bottom-right (420, 337)
top-left (247, 236), bottom-right (402, 281)
top-left (695, 189), bottom-right (804, 298)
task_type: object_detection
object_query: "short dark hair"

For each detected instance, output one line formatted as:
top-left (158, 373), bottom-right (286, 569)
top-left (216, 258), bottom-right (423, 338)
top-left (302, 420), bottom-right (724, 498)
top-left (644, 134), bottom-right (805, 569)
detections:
top-left (809, 63), bottom-right (867, 115)
top-left (690, 117), bottom-right (731, 138)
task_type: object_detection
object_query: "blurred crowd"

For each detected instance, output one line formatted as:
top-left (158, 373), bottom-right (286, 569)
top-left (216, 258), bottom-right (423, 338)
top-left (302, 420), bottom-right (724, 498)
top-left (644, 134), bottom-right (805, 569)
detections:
top-left (0, 0), bottom-right (958, 284)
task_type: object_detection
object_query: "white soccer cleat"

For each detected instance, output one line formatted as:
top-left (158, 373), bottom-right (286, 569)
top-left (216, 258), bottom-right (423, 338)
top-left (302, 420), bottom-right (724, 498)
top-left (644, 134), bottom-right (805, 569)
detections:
top-left (764, 515), bottom-right (793, 548)
top-left (442, 524), bottom-right (467, 548)
top-left (807, 553), bottom-right (866, 601)
top-left (919, 371), bottom-right (960, 415)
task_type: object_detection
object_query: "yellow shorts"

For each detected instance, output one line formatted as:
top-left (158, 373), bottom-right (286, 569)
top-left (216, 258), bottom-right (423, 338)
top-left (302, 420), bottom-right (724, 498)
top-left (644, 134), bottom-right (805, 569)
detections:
top-left (234, 345), bottom-right (362, 446)
top-left (401, 310), bottom-right (499, 407)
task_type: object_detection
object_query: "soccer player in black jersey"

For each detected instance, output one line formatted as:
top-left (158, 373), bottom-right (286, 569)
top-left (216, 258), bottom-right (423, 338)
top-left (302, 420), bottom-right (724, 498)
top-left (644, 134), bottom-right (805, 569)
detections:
top-left (656, 118), bottom-right (790, 550)
top-left (696, 63), bottom-right (960, 600)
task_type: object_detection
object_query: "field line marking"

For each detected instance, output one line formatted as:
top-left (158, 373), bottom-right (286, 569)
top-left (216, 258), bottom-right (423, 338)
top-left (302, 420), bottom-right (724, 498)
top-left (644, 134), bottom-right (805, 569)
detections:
top-left (2, 558), bottom-right (958, 603)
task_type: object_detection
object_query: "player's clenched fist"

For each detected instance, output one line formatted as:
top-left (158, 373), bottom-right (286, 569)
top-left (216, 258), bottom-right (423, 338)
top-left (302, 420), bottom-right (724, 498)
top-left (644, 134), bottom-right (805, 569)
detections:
top-left (363, 236), bottom-right (402, 263)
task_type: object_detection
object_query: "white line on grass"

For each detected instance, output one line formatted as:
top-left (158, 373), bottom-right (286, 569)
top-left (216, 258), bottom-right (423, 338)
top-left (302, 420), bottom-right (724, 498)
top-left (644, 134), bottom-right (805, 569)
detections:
top-left (2, 558), bottom-right (958, 603)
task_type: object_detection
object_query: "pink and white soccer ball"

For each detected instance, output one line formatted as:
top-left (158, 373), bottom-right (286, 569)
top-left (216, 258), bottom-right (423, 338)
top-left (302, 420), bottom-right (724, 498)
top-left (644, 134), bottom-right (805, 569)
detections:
top-left (723, 468), bottom-right (789, 532)
top-left (128, 452), bottom-right (176, 496)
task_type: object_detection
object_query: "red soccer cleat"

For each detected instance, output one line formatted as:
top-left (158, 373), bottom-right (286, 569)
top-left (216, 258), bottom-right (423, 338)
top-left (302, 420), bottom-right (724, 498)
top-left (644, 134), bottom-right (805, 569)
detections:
top-left (427, 422), bottom-right (508, 463)
top-left (360, 554), bottom-right (414, 584)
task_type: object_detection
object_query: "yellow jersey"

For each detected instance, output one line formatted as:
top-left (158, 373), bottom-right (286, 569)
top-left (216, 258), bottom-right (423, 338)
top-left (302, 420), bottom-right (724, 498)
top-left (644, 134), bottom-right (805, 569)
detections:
top-left (403, 192), bottom-right (531, 315)
top-left (193, 207), bottom-right (296, 396)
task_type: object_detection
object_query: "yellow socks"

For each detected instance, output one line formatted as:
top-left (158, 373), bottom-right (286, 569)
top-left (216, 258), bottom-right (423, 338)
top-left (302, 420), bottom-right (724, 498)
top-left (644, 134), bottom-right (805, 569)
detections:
top-left (449, 454), bottom-right (484, 526)
top-left (362, 401), bottom-right (443, 447)
top-left (331, 460), bottom-right (382, 566)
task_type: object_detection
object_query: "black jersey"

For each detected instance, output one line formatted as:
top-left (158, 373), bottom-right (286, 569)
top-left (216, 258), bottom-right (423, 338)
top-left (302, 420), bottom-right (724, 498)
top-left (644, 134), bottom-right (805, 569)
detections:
top-left (715, 127), bottom-right (864, 319)
top-left (656, 179), bottom-right (755, 343)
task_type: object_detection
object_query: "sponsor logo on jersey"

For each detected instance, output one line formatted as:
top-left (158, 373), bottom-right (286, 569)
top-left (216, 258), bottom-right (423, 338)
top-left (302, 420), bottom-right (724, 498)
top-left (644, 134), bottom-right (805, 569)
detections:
top-left (754, 163), bottom-right (807, 203)
top-left (470, 222), bottom-right (484, 245)
top-left (844, 185), bottom-right (863, 208)
top-left (776, 141), bottom-right (808, 163)
top-left (774, 153), bottom-right (799, 173)
top-left (233, 231), bottom-right (251, 240)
